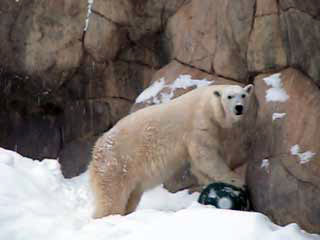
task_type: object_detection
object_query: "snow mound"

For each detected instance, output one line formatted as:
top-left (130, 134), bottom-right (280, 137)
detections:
top-left (0, 148), bottom-right (319, 240)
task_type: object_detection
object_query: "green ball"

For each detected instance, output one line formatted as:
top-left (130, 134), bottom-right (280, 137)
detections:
top-left (198, 182), bottom-right (250, 211)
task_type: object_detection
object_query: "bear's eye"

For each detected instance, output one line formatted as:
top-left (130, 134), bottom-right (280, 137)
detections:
top-left (227, 95), bottom-right (233, 99)
top-left (241, 94), bottom-right (246, 98)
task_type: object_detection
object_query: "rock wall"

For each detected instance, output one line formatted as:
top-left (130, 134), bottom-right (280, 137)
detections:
top-left (247, 68), bottom-right (320, 233)
top-left (1, 0), bottom-right (320, 233)
top-left (0, 0), bottom-right (184, 176)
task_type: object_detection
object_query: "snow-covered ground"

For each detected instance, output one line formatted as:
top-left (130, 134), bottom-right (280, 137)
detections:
top-left (0, 148), bottom-right (319, 240)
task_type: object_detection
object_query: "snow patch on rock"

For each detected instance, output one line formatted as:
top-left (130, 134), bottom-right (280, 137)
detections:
top-left (84, 0), bottom-right (94, 31)
top-left (290, 144), bottom-right (316, 164)
top-left (135, 75), bottom-right (212, 104)
top-left (272, 112), bottom-right (286, 121)
top-left (136, 78), bottom-right (167, 104)
top-left (263, 73), bottom-right (289, 102)
top-left (261, 159), bottom-right (270, 173)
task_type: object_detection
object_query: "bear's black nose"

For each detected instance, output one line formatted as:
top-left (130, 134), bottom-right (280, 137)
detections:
top-left (235, 105), bottom-right (243, 115)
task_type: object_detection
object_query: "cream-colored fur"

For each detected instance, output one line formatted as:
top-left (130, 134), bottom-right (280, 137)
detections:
top-left (89, 84), bottom-right (254, 218)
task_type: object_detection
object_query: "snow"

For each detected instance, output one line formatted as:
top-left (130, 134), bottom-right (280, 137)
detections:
top-left (0, 147), bottom-right (319, 240)
top-left (135, 75), bottom-right (212, 104)
top-left (84, 0), bottom-right (94, 31)
top-left (272, 113), bottom-right (286, 121)
top-left (290, 145), bottom-right (300, 155)
top-left (136, 78), bottom-right (167, 104)
top-left (263, 73), bottom-right (289, 102)
top-left (290, 144), bottom-right (316, 164)
top-left (261, 159), bottom-right (270, 173)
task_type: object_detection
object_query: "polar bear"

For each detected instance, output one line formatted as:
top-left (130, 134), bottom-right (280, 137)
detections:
top-left (89, 84), bottom-right (254, 218)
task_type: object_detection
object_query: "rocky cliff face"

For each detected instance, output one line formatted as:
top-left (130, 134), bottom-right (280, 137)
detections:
top-left (1, 0), bottom-right (320, 233)
top-left (248, 68), bottom-right (320, 233)
top-left (0, 0), bottom-right (183, 175)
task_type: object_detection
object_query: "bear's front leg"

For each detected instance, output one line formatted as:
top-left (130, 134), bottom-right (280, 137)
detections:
top-left (187, 133), bottom-right (245, 188)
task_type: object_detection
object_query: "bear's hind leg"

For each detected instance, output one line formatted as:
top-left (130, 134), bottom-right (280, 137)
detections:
top-left (91, 183), bottom-right (131, 218)
top-left (90, 169), bottom-right (131, 218)
top-left (125, 187), bottom-right (143, 214)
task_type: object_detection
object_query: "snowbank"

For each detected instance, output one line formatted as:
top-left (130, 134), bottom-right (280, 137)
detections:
top-left (0, 148), bottom-right (319, 240)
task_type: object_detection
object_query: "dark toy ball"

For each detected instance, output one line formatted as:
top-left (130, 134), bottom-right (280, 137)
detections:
top-left (198, 182), bottom-right (250, 211)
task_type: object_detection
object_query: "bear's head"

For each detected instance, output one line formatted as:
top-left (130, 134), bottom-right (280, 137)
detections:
top-left (213, 84), bottom-right (254, 125)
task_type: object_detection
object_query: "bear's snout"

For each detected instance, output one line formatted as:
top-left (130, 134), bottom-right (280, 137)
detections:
top-left (235, 105), bottom-right (243, 115)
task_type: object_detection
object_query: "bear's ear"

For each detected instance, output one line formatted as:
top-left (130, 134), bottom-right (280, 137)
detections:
top-left (244, 84), bottom-right (254, 95)
top-left (213, 90), bottom-right (221, 97)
